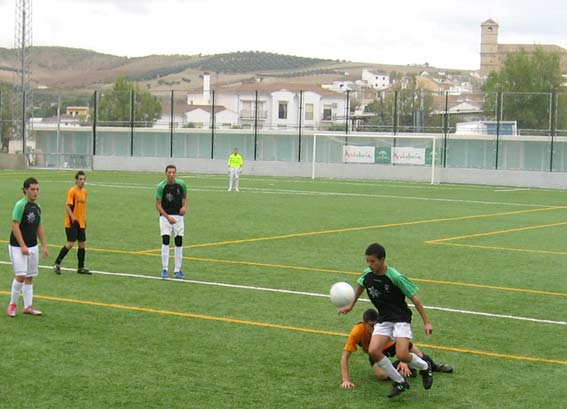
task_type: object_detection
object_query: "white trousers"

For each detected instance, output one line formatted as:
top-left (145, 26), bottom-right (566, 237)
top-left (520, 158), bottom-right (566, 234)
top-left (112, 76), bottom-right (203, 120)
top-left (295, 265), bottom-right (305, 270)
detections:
top-left (228, 167), bottom-right (241, 190)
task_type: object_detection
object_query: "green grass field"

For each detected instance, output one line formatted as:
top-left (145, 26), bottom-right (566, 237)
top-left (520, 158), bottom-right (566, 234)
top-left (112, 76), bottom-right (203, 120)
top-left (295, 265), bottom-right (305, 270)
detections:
top-left (1, 169), bottom-right (566, 409)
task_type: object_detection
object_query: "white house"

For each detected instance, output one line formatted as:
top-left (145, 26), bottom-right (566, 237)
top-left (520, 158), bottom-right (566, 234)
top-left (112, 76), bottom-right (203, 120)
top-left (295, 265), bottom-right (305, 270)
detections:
top-left (185, 75), bottom-right (347, 129)
top-left (184, 105), bottom-right (239, 128)
top-left (361, 69), bottom-right (390, 90)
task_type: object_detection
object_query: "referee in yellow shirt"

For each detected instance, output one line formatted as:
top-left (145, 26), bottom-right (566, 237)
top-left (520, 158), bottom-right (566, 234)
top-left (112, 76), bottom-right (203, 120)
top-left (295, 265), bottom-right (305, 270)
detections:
top-left (227, 147), bottom-right (244, 192)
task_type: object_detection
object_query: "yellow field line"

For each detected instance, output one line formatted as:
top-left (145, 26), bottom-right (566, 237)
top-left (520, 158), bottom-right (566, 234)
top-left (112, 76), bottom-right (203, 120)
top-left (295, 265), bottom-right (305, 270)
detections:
top-left (431, 242), bottom-right (567, 256)
top-left (411, 277), bottom-right (567, 297)
top-left (183, 207), bottom-right (564, 249)
top-left (2, 291), bottom-right (564, 367)
top-left (415, 343), bottom-right (567, 366)
top-left (426, 221), bottom-right (567, 244)
top-left (1, 244), bottom-right (566, 297)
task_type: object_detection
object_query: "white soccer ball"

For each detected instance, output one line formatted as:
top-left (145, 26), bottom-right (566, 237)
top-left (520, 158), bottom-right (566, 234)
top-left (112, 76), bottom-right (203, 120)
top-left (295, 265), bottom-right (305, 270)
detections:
top-left (330, 282), bottom-right (355, 307)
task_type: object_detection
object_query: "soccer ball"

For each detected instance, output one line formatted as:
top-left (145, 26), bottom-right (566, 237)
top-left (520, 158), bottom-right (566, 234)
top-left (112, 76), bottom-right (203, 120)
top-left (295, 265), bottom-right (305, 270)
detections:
top-left (330, 282), bottom-right (355, 307)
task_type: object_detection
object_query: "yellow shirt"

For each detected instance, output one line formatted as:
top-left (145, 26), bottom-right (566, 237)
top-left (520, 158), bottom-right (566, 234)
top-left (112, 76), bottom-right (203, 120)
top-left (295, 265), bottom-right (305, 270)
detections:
top-left (228, 153), bottom-right (243, 168)
top-left (64, 185), bottom-right (87, 228)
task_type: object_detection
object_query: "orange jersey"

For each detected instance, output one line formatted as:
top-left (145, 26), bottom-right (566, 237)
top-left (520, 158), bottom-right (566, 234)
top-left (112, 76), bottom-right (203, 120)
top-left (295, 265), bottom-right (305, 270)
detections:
top-left (64, 185), bottom-right (87, 228)
top-left (343, 322), bottom-right (396, 354)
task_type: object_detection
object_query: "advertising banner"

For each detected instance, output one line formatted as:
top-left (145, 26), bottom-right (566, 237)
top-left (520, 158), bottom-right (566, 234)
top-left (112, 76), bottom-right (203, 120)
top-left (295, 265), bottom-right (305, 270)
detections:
top-left (392, 147), bottom-right (426, 165)
top-left (343, 145), bottom-right (375, 163)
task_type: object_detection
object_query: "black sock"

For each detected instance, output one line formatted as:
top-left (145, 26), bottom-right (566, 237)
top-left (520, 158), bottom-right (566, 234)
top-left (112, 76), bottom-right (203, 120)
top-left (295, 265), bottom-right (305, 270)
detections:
top-left (55, 246), bottom-right (70, 264)
top-left (78, 248), bottom-right (85, 269)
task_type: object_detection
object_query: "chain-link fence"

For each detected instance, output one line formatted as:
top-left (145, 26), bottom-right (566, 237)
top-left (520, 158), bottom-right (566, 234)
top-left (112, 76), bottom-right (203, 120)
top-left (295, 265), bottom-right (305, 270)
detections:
top-left (1, 88), bottom-right (567, 172)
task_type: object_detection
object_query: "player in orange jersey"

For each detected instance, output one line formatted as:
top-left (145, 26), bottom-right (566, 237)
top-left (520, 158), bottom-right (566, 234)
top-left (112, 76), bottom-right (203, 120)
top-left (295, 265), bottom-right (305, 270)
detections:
top-left (53, 171), bottom-right (90, 275)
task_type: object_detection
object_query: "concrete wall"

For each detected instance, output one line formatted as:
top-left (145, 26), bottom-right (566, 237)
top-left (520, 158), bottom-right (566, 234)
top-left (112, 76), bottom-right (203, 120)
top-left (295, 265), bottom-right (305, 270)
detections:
top-left (93, 156), bottom-right (567, 190)
top-left (0, 153), bottom-right (26, 169)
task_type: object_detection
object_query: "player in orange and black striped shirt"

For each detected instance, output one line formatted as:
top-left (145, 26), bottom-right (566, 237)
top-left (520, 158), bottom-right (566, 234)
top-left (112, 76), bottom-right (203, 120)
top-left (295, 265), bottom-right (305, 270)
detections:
top-left (340, 309), bottom-right (453, 389)
top-left (53, 171), bottom-right (90, 275)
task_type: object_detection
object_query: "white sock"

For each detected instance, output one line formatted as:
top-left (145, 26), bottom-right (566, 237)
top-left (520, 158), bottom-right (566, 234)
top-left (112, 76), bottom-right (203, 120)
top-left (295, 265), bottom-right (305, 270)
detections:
top-left (161, 245), bottom-right (169, 270)
top-left (409, 353), bottom-right (429, 370)
top-left (235, 178), bottom-right (239, 190)
top-left (228, 178), bottom-right (233, 190)
top-left (10, 279), bottom-right (23, 305)
top-left (22, 283), bottom-right (33, 308)
top-left (174, 246), bottom-right (183, 272)
top-left (377, 356), bottom-right (405, 383)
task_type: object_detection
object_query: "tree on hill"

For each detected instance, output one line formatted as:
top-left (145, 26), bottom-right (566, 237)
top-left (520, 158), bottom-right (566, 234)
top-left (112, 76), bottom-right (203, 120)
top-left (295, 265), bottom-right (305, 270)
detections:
top-left (97, 76), bottom-right (162, 126)
top-left (482, 48), bottom-right (567, 132)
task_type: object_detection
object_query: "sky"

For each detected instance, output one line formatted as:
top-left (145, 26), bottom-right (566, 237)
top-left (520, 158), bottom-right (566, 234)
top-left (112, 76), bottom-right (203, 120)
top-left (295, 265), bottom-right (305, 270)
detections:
top-left (1, 0), bottom-right (566, 70)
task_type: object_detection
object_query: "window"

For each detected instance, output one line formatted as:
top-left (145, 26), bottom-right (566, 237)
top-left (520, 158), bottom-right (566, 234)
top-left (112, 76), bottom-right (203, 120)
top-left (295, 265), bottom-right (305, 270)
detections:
top-left (323, 104), bottom-right (332, 121)
top-left (278, 101), bottom-right (288, 119)
top-left (305, 103), bottom-right (314, 121)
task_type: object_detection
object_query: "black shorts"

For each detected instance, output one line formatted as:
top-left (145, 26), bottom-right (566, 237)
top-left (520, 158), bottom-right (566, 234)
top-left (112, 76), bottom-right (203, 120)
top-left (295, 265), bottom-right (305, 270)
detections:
top-left (66, 222), bottom-right (86, 242)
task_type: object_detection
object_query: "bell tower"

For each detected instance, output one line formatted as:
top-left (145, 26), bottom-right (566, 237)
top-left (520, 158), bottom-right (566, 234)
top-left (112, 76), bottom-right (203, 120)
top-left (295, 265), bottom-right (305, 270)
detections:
top-left (480, 19), bottom-right (499, 76)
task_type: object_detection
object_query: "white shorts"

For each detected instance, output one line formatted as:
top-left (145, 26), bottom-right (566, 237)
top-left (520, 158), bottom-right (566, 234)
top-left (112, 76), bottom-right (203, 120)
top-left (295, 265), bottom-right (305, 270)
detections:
top-left (229, 167), bottom-right (240, 178)
top-left (159, 215), bottom-right (184, 237)
top-left (8, 244), bottom-right (40, 277)
top-left (373, 321), bottom-right (413, 340)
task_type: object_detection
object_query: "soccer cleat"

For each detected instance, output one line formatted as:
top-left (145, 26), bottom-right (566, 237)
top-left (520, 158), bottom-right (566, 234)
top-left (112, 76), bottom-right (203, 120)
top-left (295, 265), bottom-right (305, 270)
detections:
top-left (53, 263), bottom-right (61, 275)
top-left (161, 269), bottom-right (168, 279)
top-left (7, 303), bottom-right (17, 317)
top-left (420, 364), bottom-right (434, 389)
top-left (77, 268), bottom-right (91, 275)
top-left (23, 306), bottom-right (42, 316)
top-left (174, 271), bottom-right (185, 279)
top-left (388, 380), bottom-right (410, 398)
top-left (235, 188), bottom-right (240, 192)
top-left (433, 363), bottom-right (453, 373)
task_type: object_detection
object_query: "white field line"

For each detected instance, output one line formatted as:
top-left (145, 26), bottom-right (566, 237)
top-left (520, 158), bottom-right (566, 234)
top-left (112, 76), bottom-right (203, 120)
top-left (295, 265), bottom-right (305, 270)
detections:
top-left (87, 182), bottom-right (562, 208)
top-left (3, 261), bottom-right (562, 327)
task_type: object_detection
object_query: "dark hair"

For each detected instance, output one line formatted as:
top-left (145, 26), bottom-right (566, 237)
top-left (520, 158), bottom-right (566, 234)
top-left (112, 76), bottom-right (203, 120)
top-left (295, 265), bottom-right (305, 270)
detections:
top-left (165, 164), bottom-right (176, 172)
top-left (75, 170), bottom-right (86, 179)
top-left (365, 243), bottom-right (386, 259)
top-left (362, 309), bottom-right (379, 323)
top-left (22, 177), bottom-right (38, 193)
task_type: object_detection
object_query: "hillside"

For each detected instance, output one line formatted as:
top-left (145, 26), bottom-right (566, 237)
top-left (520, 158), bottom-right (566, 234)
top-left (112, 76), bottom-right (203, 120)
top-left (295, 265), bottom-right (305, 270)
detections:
top-left (0, 46), bottom-right (463, 93)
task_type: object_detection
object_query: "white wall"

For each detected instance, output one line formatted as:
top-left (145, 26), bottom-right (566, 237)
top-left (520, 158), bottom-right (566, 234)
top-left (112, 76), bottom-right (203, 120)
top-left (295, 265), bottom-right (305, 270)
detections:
top-left (92, 156), bottom-right (567, 189)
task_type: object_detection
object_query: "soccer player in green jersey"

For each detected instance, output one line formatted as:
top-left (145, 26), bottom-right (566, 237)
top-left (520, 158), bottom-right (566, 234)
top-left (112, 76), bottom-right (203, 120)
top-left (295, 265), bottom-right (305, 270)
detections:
top-left (7, 177), bottom-right (48, 317)
top-left (339, 243), bottom-right (433, 398)
top-left (155, 165), bottom-right (188, 279)
top-left (227, 147), bottom-right (243, 192)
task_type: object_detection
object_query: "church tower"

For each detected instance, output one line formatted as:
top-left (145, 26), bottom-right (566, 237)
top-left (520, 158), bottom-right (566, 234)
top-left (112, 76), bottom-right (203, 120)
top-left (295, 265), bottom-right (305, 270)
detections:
top-left (480, 19), bottom-right (499, 76)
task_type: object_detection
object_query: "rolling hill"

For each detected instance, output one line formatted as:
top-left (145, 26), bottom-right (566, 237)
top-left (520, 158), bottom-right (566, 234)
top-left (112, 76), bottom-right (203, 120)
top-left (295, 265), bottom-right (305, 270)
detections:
top-left (0, 46), bottom-right (451, 93)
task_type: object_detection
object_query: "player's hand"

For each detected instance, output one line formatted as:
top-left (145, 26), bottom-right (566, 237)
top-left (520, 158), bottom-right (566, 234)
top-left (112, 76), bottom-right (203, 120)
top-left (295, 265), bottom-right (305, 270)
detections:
top-left (340, 380), bottom-right (355, 389)
top-left (167, 215), bottom-right (176, 224)
top-left (338, 304), bottom-right (353, 315)
top-left (424, 322), bottom-right (433, 335)
top-left (21, 245), bottom-right (30, 256)
top-left (179, 206), bottom-right (186, 216)
top-left (41, 247), bottom-right (49, 258)
top-left (396, 362), bottom-right (412, 377)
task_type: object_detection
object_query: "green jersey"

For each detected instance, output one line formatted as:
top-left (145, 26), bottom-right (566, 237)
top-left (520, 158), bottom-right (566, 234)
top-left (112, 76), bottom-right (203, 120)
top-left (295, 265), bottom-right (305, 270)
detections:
top-left (10, 197), bottom-right (42, 247)
top-left (156, 178), bottom-right (188, 215)
top-left (357, 266), bottom-right (418, 323)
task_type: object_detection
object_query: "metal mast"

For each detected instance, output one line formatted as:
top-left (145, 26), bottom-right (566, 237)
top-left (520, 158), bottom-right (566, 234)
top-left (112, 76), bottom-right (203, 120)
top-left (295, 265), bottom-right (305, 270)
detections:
top-left (14, 0), bottom-right (33, 146)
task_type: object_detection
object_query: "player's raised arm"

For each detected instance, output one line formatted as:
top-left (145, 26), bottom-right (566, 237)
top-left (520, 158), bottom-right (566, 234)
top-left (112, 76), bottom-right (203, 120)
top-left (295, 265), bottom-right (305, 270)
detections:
top-left (338, 285), bottom-right (364, 314)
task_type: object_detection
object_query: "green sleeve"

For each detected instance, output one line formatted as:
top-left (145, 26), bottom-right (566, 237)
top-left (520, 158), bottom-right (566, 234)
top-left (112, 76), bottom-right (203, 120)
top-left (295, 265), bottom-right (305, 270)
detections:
top-left (386, 268), bottom-right (418, 297)
top-left (155, 180), bottom-right (165, 199)
top-left (11, 199), bottom-right (25, 222)
top-left (356, 267), bottom-right (372, 287)
top-left (178, 179), bottom-right (188, 196)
